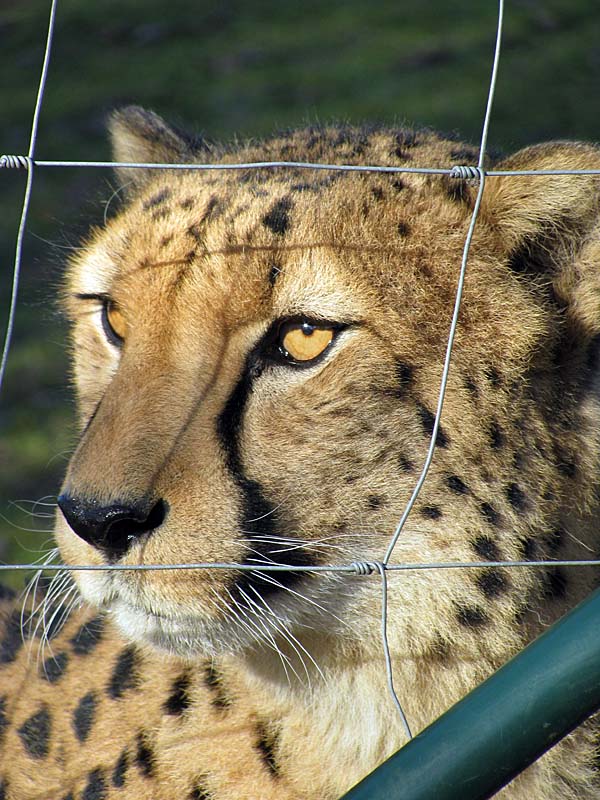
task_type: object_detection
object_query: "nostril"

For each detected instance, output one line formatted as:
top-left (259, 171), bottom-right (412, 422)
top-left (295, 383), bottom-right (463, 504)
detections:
top-left (57, 495), bottom-right (168, 561)
top-left (106, 499), bottom-right (166, 541)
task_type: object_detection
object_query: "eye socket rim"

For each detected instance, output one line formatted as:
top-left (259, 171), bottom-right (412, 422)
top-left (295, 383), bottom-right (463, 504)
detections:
top-left (101, 299), bottom-right (126, 347)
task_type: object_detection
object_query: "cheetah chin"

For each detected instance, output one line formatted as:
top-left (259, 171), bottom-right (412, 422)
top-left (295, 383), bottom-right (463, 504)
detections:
top-left (3, 106), bottom-right (600, 799)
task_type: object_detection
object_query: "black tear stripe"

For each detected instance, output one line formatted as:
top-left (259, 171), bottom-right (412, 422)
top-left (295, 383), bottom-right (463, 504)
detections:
top-left (217, 351), bottom-right (316, 603)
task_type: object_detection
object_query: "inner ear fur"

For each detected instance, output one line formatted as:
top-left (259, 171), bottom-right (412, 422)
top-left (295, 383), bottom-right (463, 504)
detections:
top-left (480, 142), bottom-right (600, 334)
top-left (108, 106), bottom-right (205, 197)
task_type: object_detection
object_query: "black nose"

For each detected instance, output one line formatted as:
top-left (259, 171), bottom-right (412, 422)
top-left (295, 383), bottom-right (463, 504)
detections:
top-left (57, 494), bottom-right (166, 560)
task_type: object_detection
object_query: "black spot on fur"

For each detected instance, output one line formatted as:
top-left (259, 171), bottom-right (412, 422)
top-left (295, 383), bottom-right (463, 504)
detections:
top-left (0, 781), bottom-right (8, 800)
top-left (544, 567), bottom-right (568, 599)
top-left (82, 768), bottom-right (107, 800)
top-left (397, 221), bottom-right (411, 237)
top-left (151, 207), bottom-right (171, 221)
top-left (18, 706), bottom-right (51, 759)
top-left (450, 146), bottom-right (480, 163)
top-left (417, 403), bottom-right (449, 448)
top-left (371, 187), bottom-right (384, 201)
top-left (395, 361), bottom-right (415, 396)
top-left (513, 451), bottom-right (525, 472)
top-left (143, 188), bottom-right (171, 210)
top-left (73, 692), bottom-right (96, 742)
top-left (476, 569), bottom-right (509, 598)
top-left (255, 722), bottom-right (280, 777)
top-left (395, 130), bottom-right (419, 149)
top-left (399, 454), bottom-right (415, 474)
top-left (107, 646), bottom-right (140, 699)
top-left (519, 537), bottom-right (537, 560)
top-left (489, 420), bottom-right (503, 449)
top-left (262, 197), bottom-right (292, 235)
top-left (41, 651), bottom-right (69, 683)
top-left (0, 610), bottom-right (23, 664)
top-left (392, 178), bottom-right (405, 192)
top-left (201, 195), bottom-right (220, 222)
top-left (187, 224), bottom-right (203, 243)
top-left (165, 672), bottom-right (192, 715)
top-left (290, 181), bottom-right (313, 192)
top-left (189, 780), bottom-right (213, 800)
top-left (456, 606), bottom-right (489, 628)
top-left (447, 475), bottom-right (468, 494)
top-left (393, 131), bottom-right (418, 159)
top-left (367, 494), bottom-right (385, 510)
top-left (112, 750), bottom-right (129, 788)
top-left (0, 697), bottom-right (7, 746)
top-left (472, 536), bottom-right (500, 561)
top-left (506, 483), bottom-right (527, 511)
top-left (464, 376), bottom-right (479, 399)
top-left (179, 197), bottom-right (195, 210)
top-left (429, 635), bottom-right (452, 664)
top-left (421, 505), bottom-right (442, 520)
top-left (204, 664), bottom-right (230, 710)
top-left (557, 459), bottom-right (577, 479)
top-left (135, 733), bottom-right (156, 778)
top-left (484, 366), bottom-right (501, 387)
top-left (480, 502), bottom-right (501, 527)
top-left (70, 616), bottom-right (104, 655)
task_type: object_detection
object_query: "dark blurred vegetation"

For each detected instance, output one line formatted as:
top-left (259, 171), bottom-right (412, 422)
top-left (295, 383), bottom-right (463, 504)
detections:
top-left (1, 0), bottom-right (600, 582)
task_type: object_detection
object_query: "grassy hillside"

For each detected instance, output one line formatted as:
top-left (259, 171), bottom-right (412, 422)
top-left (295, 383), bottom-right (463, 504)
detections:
top-left (1, 0), bottom-right (599, 579)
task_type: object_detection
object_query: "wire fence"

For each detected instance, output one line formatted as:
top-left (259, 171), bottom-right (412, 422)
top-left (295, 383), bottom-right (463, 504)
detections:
top-left (3, 0), bottom-right (600, 750)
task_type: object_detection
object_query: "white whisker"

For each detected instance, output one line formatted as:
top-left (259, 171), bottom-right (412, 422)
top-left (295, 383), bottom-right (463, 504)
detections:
top-left (245, 585), bottom-right (325, 684)
top-left (251, 569), bottom-right (348, 628)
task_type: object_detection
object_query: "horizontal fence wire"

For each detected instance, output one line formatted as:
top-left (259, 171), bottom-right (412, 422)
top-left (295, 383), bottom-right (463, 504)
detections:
top-left (3, 158), bottom-right (600, 177)
top-left (3, 0), bottom-right (600, 747)
top-left (3, 559), bottom-right (600, 573)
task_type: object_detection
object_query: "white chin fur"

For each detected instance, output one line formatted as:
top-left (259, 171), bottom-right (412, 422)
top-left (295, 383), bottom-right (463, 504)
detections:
top-left (110, 599), bottom-right (250, 658)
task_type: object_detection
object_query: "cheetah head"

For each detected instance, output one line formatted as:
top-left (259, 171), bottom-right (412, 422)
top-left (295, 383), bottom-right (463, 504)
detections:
top-left (55, 107), bottom-right (600, 670)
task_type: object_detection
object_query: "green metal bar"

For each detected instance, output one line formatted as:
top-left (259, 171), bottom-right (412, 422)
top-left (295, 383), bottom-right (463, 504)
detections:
top-left (341, 587), bottom-right (600, 800)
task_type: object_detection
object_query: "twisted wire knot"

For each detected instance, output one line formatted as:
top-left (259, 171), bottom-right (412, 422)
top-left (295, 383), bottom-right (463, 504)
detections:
top-left (0, 155), bottom-right (31, 170)
top-left (450, 164), bottom-right (482, 182)
top-left (351, 560), bottom-right (384, 576)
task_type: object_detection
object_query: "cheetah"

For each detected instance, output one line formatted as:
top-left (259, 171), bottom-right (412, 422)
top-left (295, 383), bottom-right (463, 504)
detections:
top-left (2, 106), bottom-right (600, 799)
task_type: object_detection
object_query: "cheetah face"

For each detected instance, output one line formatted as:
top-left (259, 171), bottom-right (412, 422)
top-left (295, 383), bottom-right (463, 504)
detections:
top-left (54, 107), bottom-right (600, 663)
top-left (55, 181), bottom-right (410, 658)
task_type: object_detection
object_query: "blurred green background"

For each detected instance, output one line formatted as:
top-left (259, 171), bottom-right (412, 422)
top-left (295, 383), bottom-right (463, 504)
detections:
top-left (1, 0), bottom-right (600, 581)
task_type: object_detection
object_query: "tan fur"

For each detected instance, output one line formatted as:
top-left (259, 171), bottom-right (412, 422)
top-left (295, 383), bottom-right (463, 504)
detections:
top-left (2, 109), bottom-right (600, 798)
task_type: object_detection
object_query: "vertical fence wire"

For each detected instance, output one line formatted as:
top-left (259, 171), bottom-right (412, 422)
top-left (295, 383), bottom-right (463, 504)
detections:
top-left (0, 0), bottom-right (58, 398)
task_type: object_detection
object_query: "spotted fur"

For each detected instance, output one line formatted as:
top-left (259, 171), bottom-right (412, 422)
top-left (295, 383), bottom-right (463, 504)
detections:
top-left (2, 106), bottom-right (600, 798)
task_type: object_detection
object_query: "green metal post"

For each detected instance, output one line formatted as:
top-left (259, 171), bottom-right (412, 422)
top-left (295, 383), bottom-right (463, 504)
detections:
top-left (340, 587), bottom-right (600, 800)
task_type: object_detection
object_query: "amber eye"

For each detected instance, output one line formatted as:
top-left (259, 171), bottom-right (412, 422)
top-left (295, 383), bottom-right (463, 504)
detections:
top-left (101, 299), bottom-right (127, 346)
top-left (279, 321), bottom-right (335, 363)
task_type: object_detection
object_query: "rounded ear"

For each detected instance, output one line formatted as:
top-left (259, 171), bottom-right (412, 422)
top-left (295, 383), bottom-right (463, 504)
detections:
top-left (108, 106), bottom-right (204, 197)
top-left (480, 142), bottom-right (600, 266)
top-left (480, 142), bottom-right (600, 334)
